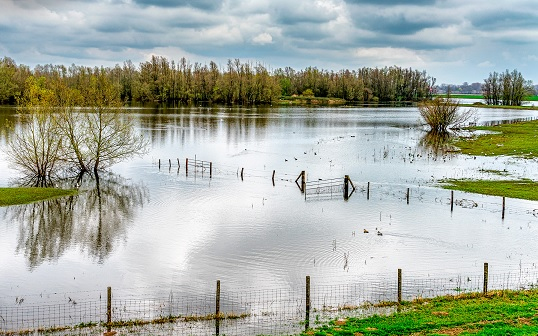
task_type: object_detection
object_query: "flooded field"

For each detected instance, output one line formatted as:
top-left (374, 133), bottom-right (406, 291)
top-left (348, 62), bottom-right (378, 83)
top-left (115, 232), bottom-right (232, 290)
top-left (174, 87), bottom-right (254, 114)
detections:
top-left (1, 105), bottom-right (538, 317)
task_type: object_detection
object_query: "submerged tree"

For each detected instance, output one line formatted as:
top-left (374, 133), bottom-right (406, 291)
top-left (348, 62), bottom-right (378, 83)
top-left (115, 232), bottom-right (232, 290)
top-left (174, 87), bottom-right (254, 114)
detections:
top-left (483, 69), bottom-right (534, 106)
top-left (4, 77), bottom-right (64, 186)
top-left (418, 95), bottom-right (476, 132)
top-left (5, 70), bottom-right (148, 184)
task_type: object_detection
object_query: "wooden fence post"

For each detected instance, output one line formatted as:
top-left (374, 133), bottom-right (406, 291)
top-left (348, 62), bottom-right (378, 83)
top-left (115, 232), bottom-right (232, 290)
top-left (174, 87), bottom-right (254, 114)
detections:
top-left (406, 188), bottom-right (410, 204)
top-left (186, 158), bottom-right (189, 175)
top-left (305, 275), bottom-right (311, 331)
top-left (483, 263), bottom-right (489, 295)
top-left (107, 286), bottom-right (112, 332)
top-left (210, 162), bottom-right (213, 178)
top-left (216, 280), bottom-right (221, 335)
top-left (451, 190), bottom-right (454, 212)
top-left (344, 175), bottom-right (349, 200)
top-left (158, 159), bottom-right (161, 170)
top-left (367, 182), bottom-right (370, 200)
top-left (397, 269), bottom-right (402, 304)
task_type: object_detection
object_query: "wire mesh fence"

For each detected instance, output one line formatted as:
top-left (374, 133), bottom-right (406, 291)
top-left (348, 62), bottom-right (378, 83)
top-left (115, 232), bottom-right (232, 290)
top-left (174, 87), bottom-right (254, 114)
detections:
top-left (2, 263), bottom-right (538, 336)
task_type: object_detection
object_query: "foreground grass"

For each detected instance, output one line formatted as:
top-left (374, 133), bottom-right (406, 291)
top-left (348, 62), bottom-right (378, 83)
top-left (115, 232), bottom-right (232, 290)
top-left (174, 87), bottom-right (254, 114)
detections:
top-left (302, 290), bottom-right (538, 336)
top-left (0, 187), bottom-right (77, 206)
top-left (454, 120), bottom-right (538, 158)
top-left (441, 179), bottom-right (538, 201)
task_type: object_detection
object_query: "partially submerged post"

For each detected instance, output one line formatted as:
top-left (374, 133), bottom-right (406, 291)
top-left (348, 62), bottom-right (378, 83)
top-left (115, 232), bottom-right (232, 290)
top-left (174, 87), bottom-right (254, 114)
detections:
top-left (344, 175), bottom-right (350, 200)
top-left (305, 276), bottom-right (311, 331)
top-left (216, 280), bottom-right (221, 335)
top-left (210, 162), bottom-right (213, 178)
top-left (367, 182), bottom-right (370, 200)
top-left (406, 188), bottom-right (410, 204)
top-left (397, 269), bottom-right (402, 304)
top-left (295, 171), bottom-right (306, 192)
top-left (186, 158), bottom-right (189, 175)
top-left (451, 190), bottom-right (454, 212)
top-left (107, 287), bottom-right (112, 333)
top-left (483, 263), bottom-right (489, 294)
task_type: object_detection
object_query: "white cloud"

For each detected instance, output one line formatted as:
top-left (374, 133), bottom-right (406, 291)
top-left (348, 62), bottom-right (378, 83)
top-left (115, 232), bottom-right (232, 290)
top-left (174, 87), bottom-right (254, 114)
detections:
top-left (252, 33), bottom-right (273, 45)
top-left (354, 47), bottom-right (426, 67)
top-left (478, 61), bottom-right (495, 68)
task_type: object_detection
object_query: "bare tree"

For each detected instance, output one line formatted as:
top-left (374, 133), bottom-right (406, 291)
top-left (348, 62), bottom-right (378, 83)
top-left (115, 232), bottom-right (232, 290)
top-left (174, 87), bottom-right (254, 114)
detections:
top-left (418, 95), bottom-right (476, 132)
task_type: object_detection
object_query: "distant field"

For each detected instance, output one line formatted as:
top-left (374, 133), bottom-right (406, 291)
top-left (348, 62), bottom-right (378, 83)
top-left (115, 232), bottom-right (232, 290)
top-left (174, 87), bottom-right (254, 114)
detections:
top-left (436, 94), bottom-right (538, 101)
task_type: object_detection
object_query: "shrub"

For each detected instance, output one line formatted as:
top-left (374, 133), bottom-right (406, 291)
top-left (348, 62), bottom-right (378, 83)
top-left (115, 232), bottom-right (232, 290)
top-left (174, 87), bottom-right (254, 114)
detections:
top-left (418, 96), bottom-right (476, 132)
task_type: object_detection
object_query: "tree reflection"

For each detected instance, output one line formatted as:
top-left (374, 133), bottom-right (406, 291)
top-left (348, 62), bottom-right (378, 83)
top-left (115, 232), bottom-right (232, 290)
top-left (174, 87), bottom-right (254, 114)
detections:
top-left (418, 130), bottom-right (455, 156)
top-left (5, 172), bottom-right (149, 269)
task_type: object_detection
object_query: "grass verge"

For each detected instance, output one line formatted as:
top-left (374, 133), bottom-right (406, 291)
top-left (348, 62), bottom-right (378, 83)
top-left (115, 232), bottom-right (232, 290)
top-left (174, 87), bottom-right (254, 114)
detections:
top-left (0, 187), bottom-right (77, 206)
top-left (453, 119), bottom-right (538, 158)
top-left (302, 289), bottom-right (538, 336)
top-left (440, 179), bottom-right (538, 201)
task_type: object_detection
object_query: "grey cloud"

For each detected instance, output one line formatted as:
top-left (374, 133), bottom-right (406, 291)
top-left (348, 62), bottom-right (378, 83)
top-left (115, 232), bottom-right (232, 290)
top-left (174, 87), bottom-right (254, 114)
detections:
top-left (470, 10), bottom-right (538, 31)
top-left (132, 0), bottom-right (221, 10)
top-left (358, 14), bottom-right (435, 35)
top-left (344, 0), bottom-right (433, 4)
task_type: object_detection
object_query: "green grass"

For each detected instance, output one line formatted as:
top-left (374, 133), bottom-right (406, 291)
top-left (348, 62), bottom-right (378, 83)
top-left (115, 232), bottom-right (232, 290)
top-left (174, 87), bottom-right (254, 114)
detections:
top-left (301, 290), bottom-right (538, 336)
top-left (453, 119), bottom-right (538, 158)
top-left (441, 179), bottom-right (538, 201)
top-left (0, 187), bottom-right (77, 206)
top-left (436, 94), bottom-right (538, 101)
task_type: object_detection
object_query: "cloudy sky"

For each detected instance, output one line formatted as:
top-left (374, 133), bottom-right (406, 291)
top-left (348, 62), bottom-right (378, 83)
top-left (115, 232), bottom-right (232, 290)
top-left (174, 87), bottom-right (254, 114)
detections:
top-left (1, 0), bottom-right (537, 84)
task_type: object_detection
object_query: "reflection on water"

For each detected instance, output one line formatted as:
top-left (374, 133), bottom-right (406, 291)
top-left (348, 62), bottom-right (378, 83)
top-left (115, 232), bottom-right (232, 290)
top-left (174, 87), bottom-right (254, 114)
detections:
top-left (418, 130), bottom-right (454, 156)
top-left (1, 105), bottom-right (538, 305)
top-left (4, 172), bottom-right (148, 268)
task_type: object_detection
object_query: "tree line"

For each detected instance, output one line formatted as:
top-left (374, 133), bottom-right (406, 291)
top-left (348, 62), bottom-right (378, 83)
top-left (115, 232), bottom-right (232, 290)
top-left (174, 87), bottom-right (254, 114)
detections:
top-left (0, 56), bottom-right (436, 105)
top-left (482, 69), bottom-right (535, 106)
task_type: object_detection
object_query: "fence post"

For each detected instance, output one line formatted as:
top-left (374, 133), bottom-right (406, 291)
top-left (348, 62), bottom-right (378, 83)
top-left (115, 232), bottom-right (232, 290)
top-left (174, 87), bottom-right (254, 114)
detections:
top-left (344, 175), bottom-right (349, 200)
top-left (502, 196), bottom-right (506, 219)
top-left (272, 170), bottom-right (276, 186)
top-left (169, 159), bottom-right (171, 169)
top-left (216, 280), bottom-right (221, 335)
top-left (397, 269), bottom-right (402, 304)
top-left (107, 286), bottom-right (112, 333)
top-left (451, 190), bottom-right (454, 212)
top-left (210, 162), bottom-right (213, 178)
top-left (406, 188), bottom-right (410, 204)
top-left (241, 168), bottom-right (244, 180)
top-left (483, 263), bottom-right (489, 295)
top-left (158, 159), bottom-right (161, 170)
top-left (367, 182), bottom-right (370, 200)
top-left (177, 158), bottom-right (180, 168)
top-left (186, 158), bottom-right (189, 175)
top-left (305, 275), bottom-right (311, 331)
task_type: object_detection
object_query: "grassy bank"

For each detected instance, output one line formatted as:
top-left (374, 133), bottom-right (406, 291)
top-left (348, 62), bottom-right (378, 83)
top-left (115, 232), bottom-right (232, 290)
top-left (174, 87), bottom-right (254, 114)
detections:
top-left (302, 289), bottom-right (538, 336)
top-left (454, 119), bottom-right (538, 158)
top-left (436, 94), bottom-right (538, 101)
top-left (0, 187), bottom-right (77, 206)
top-left (441, 179), bottom-right (538, 201)
top-left (279, 96), bottom-right (347, 106)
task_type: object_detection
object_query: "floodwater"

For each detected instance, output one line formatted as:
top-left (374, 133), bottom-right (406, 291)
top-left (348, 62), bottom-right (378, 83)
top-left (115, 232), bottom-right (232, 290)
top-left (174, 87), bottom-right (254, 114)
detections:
top-left (1, 105), bottom-right (538, 305)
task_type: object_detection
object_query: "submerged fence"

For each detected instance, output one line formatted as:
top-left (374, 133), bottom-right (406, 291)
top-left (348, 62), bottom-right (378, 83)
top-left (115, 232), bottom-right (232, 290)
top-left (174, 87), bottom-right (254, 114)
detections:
top-left (2, 263), bottom-right (538, 336)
